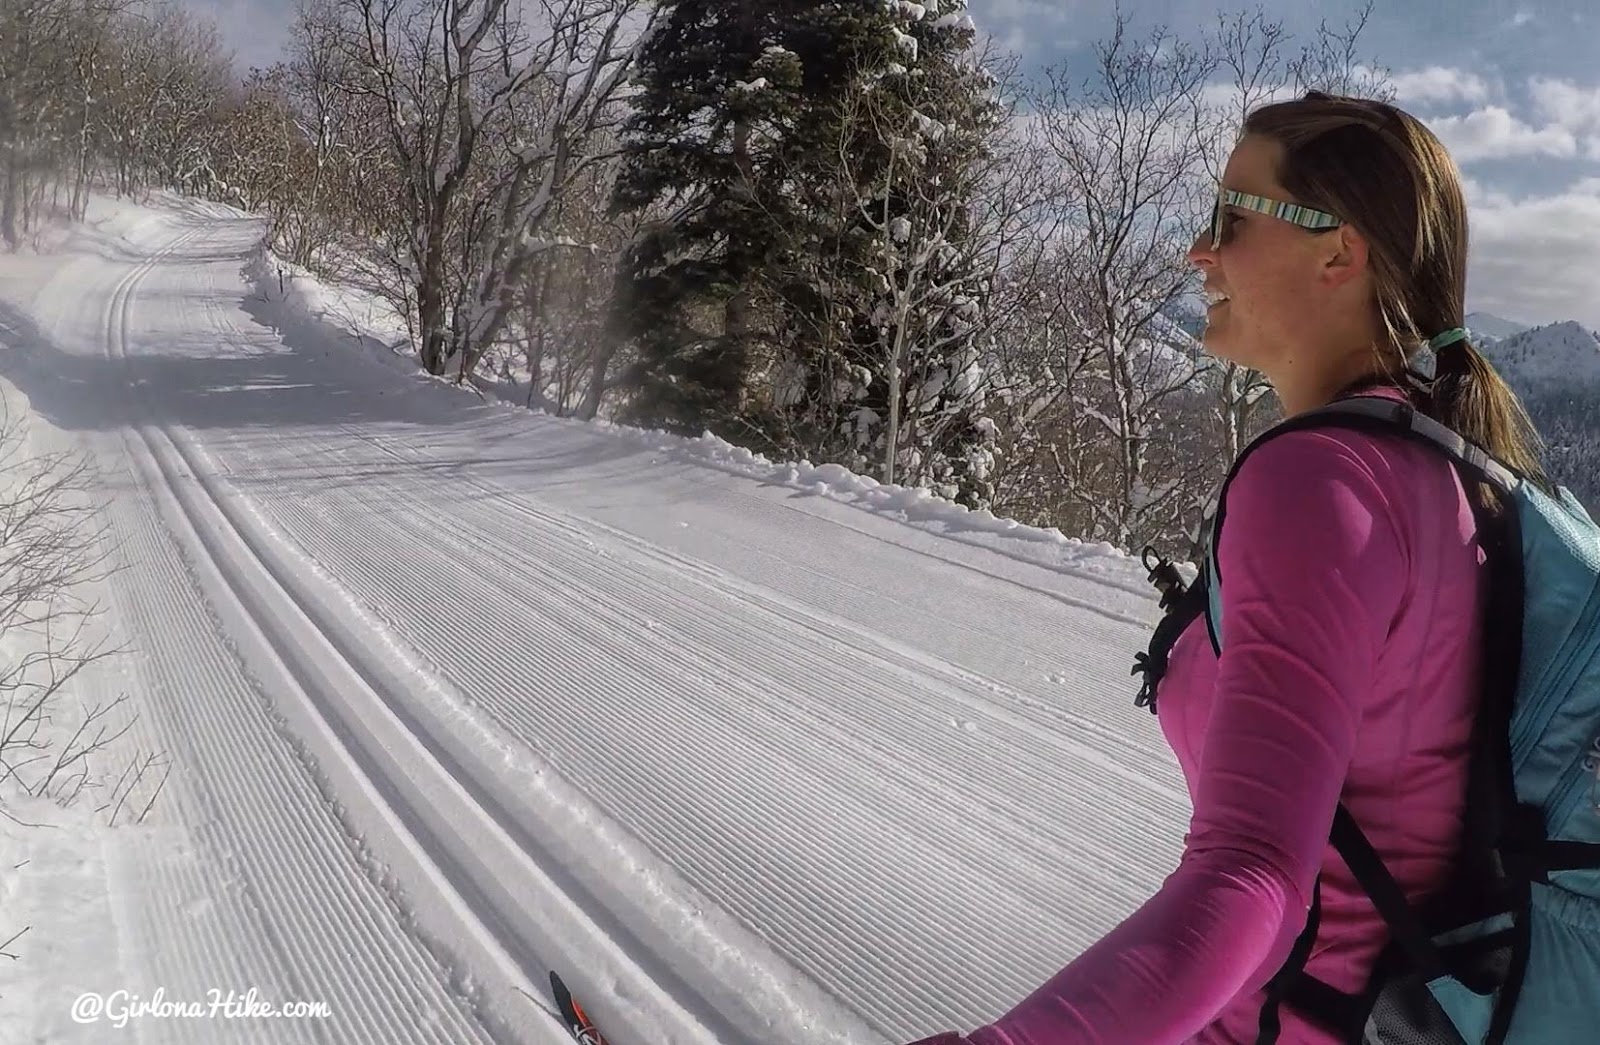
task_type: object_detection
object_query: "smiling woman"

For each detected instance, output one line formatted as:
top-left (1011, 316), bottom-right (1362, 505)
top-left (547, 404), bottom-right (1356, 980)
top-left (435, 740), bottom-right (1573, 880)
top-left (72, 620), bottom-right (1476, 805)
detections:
top-left (901, 90), bottom-right (1570, 1045)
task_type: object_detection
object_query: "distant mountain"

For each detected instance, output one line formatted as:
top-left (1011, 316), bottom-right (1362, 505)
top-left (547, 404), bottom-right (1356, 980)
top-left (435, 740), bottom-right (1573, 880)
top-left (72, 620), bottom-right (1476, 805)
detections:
top-left (1478, 321), bottom-right (1600, 389)
top-left (1465, 312), bottom-right (1534, 343)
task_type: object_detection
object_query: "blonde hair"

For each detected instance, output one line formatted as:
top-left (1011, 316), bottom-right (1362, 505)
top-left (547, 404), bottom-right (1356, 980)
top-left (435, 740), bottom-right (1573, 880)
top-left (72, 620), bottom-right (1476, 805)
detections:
top-left (1243, 91), bottom-right (1549, 487)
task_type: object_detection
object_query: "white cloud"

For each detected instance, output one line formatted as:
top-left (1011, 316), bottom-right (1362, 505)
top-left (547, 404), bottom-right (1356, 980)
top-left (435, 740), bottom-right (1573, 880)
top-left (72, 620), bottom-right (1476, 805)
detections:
top-left (1467, 178), bottom-right (1600, 330)
top-left (1530, 78), bottom-right (1600, 128)
top-left (1391, 67), bottom-right (1492, 107)
top-left (1429, 106), bottom-right (1578, 162)
top-left (1460, 175), bottom-right (1514, 211)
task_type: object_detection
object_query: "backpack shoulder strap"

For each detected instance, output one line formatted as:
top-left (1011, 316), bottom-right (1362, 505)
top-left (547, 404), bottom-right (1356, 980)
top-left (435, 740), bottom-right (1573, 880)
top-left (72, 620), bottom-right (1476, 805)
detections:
top-left (1280, 396), bottom-right (1522, 494)
top-left (1204, 394), bottom-right (1522, 639)
top-left (1131, 394), bottom-right (1505, 709)
top-left (1212, 395), bottom-right (1520, 567)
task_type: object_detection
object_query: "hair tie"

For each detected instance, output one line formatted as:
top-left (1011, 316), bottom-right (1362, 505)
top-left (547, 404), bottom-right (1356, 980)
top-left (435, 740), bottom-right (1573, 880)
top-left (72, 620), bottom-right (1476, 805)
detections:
top-left (1426, 327), bottom-right (1468, 351)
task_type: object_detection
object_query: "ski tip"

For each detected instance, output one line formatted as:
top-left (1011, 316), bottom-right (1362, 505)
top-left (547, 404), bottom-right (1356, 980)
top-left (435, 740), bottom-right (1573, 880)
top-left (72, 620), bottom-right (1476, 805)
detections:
top-left (550, 970), bottom-right (609, 1045)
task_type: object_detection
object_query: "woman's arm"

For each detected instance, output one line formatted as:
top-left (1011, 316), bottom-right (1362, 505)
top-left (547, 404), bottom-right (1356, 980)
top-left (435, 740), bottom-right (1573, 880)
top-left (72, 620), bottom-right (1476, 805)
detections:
top-left (907, 431), bottom-right (1408, 1045)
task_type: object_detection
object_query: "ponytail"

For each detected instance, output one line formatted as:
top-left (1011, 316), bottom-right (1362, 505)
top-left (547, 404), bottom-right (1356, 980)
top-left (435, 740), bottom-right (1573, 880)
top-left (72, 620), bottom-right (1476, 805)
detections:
top-left (1424, 339), bottom-right (1551, 492)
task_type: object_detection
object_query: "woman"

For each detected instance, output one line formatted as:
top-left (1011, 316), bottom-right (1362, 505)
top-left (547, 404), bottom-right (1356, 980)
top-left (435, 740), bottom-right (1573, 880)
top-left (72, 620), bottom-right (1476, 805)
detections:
top-left (906, 92), bottom-right (1549, 1044)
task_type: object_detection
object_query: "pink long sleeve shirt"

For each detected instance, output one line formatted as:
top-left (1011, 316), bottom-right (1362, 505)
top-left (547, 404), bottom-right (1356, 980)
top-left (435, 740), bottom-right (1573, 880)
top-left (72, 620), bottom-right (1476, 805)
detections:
top-left (917, 393), bottom-right (1487, 1044)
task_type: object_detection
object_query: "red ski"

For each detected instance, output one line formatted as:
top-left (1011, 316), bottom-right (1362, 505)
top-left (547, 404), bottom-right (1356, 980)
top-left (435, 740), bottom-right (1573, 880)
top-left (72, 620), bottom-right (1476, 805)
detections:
top-left (550, 971), bottom-right (609, 1045)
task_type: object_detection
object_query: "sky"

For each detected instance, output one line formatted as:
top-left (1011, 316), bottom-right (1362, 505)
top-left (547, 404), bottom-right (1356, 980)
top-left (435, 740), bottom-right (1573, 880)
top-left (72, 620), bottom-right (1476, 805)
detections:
top-left (201, 0), bottom-right (1600, 330)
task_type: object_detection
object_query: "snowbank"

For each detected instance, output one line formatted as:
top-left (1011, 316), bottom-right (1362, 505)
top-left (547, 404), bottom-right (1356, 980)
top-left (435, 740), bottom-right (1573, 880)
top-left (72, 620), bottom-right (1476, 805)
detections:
top-left (240, 242), bottom-right (422, 383)
top-left (0, 380), bottom-right (156, 1042)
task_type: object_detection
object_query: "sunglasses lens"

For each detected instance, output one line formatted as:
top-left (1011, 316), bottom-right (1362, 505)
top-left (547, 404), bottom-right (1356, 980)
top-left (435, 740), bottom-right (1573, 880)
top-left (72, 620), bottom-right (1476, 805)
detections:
top-left (1204, 190), bottom-right (1227, 248)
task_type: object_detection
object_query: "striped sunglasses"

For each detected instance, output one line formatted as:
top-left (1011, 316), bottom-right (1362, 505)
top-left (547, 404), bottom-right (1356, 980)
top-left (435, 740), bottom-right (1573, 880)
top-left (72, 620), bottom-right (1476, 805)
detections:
top-left (1207, 185), bottom-right (1343, 249)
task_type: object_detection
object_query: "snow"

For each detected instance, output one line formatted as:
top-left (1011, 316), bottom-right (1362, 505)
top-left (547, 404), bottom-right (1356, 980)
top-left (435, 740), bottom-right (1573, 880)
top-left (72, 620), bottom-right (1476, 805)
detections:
top-left (890, 28), bottom-right (920, 61)
top-left (930, 12), bottom-right (977, 33)
top-left (0, 194), bottom-right (1185, 1045)
top-left (913, 109), bottom-right (949, 141)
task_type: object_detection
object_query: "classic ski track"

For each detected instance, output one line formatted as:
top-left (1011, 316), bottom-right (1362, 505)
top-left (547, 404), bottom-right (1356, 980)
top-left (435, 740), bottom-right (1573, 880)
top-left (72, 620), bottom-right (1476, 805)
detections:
top-left (94, 224), bottom-right (635, 1044)
top-left (329, 421), bottom-right (1166, 764)
top-left (38, 218), bottom-right (299, 1045)
top-left (188, 398), bottom-right (1178, 1031)
top-left (353, 426), bottom-right (1176, 801)
top-left (181, 325), bottom-right (1183, 1029)
top-left (97, 221), bottom-right (512, 1045)
top-left (239, 461), bottom-right (1176, 1023)
top-left (139, 419), bottom-right (756, 1043)
top-left (174, 420), bottom-right (956, 1039)
top-left (175, 226), bottom-right (901, 1044)
top-left (281, 434), bottom-right (1179, 848)
top-left (336, 420), bottom-right (1156, 628)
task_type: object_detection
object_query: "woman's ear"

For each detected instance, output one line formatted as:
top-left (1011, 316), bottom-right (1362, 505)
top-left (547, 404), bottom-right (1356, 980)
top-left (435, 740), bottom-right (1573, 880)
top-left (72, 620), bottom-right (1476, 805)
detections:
top-left (1319, 224), bottom-right (1369, 291)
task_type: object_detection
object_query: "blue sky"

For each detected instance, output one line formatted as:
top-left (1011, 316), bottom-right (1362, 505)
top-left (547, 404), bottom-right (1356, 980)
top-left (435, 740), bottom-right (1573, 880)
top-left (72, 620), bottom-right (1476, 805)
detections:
top-left (203, 0), bottom-right (1599, 329)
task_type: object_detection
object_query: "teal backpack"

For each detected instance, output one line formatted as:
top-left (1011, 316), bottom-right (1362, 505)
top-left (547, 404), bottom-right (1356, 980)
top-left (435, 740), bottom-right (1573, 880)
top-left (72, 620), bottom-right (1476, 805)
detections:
top-left (1132, 394), bottom-right (1600, 1044)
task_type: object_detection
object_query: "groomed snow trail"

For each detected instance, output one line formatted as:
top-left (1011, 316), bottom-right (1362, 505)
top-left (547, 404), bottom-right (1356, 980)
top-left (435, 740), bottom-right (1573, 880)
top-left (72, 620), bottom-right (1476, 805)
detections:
top-left (0, 198), bottom-right (1191, 1045)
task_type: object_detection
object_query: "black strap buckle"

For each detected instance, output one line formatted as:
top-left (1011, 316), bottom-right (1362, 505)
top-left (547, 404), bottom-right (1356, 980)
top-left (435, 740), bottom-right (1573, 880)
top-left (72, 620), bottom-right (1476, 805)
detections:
top-left (1141, 545), bottom-right (1188, 610)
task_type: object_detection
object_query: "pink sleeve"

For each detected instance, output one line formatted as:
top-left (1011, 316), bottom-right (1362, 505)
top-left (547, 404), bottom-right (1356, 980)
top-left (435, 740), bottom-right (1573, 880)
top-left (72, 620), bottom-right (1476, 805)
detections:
top-left (923, 432), bottom-right (1408, 1045)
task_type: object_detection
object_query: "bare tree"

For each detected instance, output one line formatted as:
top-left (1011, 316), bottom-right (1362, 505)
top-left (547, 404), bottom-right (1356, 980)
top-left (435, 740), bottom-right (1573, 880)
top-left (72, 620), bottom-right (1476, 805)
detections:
top-left (1289, 1), bottom-right (1394, 101)
top-left (0, 0), bottom-right (78, 245)
top-left (273, 0), bottom-right (381, 266)
top-left (747, 35), bottom-right (1041, 509)
top-left (68, 2), bottom-right (232, 201)
top-left (0, 402), bottom-right (152, 826)
top-left (0, 400), bottom-right (162, 968)
top-left (508, 141), bottom-right (640, 420)
top-left (210, 72), bottom-right (303, 216)
top-left (0, 0), bottom-right (247, 248)
top-left (826, 46), bottom-right (1032, 493)
top-left (330, 0), bottom-right (658, 377)
top-left (1028, 17), bottom-right (1216, 548)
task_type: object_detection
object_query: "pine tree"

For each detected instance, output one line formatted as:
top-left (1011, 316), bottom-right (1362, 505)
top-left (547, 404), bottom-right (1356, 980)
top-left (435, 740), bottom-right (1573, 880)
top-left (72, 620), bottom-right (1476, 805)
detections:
top-left (609, 0), bottom-right (897, 441)
top-left (776, 0), bottom-right (1005, 507)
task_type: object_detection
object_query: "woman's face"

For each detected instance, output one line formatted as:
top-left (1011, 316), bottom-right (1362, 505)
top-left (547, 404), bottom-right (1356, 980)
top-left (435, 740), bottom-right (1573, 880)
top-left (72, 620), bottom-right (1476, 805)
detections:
top-left (1187, 134), bottom-right (1340, 374)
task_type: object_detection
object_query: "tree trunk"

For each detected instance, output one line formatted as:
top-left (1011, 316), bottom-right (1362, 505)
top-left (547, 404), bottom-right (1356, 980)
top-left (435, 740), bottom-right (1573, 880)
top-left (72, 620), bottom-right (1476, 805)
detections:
top-left (883, 308), bottom-right (909, 486)
top-left (2, 154), bottom-right (19, 249)
top-left (723, 114), bottom-right (754, 392)
top-left (417, 275), bottom-right (448, 375)
top-left (579, 344), bottom-right (614, 421)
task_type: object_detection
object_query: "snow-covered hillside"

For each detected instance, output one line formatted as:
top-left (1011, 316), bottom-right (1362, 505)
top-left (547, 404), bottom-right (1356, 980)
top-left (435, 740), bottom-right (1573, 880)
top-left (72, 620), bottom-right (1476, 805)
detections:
top-left (1478, 320), bottom-right (1600, 387)
top-left (1464, 311), bottom-right (1534, 343)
